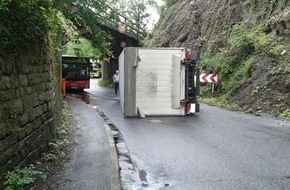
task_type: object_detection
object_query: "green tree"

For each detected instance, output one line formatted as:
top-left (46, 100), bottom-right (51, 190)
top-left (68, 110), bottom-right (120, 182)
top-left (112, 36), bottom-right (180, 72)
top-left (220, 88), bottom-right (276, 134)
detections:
top-left (62, 38), bottom-right (102, 60)
top-left (0, 0), bottom-right (115, 59)
top-left (164, 0), bottom-right (178, 8)
top-left (158, 0), bottom-right (178, 14)
top-left (55, 0), bottom-right (114, 60)
top-left (109, 0), bottom-right (157, 31)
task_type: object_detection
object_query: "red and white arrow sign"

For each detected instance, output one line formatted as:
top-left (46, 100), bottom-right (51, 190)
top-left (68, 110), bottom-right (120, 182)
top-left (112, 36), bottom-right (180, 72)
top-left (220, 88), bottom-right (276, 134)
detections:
top-left (200, 73), bottom-right (218, 83)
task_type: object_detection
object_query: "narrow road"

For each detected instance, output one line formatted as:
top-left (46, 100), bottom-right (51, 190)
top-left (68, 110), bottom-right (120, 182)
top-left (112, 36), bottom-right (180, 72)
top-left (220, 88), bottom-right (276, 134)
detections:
top-left (87, 79), bottom-right (290, 190)
top-left (48, 96), bottom-right (112, 190)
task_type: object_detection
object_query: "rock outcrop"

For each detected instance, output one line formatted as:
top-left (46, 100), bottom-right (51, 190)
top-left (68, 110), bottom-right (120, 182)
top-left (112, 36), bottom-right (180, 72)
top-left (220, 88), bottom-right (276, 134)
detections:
top-left (148, 0), bottom-right (290, 115)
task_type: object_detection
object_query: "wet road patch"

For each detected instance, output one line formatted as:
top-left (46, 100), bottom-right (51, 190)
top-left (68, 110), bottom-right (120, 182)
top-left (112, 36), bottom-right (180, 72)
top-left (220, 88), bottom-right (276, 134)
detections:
top-left (94, 106), bottom-right (170, 189)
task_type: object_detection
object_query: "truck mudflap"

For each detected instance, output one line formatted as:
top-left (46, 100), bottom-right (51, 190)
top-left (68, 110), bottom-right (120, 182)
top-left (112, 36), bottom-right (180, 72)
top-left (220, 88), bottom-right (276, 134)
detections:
top-left (183, 101), bottom-right (200, 115)
top-left (190, 103), bottom-right (200, 113)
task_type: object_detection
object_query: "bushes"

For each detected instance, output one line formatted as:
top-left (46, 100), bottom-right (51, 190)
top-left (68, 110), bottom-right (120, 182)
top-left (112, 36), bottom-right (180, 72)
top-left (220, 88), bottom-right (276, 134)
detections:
top-left (221, 56), bottom-right (255, 95)
top-left (282, 109), bottom-right (290, 117)
top-left (4, 166), bottom-right (37, 190)
top-left (228, 23), bottom-right (254, 57)
top-left (98, 79), bottom-right (114, 88)
top-left (0, 0), bottom-right (113, 59)
top-left (270, 44), bottom-right (286, 56)
top-left (42, 100), bottom-right (71, 162)
top-left (0, 0), bottom-right (57, 52)
top-left (199, 22), bottom-right (284, 97)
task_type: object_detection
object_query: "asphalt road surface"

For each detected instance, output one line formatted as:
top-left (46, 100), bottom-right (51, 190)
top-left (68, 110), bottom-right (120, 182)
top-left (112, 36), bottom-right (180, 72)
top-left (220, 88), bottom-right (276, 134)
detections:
top-left (48, 96), bottom-right (111, 190)
top-left (86, 79), bottom-right (290, 190)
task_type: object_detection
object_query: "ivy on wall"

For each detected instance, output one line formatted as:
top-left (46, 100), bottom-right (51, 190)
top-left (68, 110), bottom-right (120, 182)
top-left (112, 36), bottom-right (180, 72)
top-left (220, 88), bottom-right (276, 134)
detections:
top-left (0, 0), bottom-right (57, 53)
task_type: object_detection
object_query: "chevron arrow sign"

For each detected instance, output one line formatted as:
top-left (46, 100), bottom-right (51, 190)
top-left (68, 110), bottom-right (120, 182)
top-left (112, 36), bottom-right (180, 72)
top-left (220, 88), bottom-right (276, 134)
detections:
top-left (200, 73), bottom-right (218, 83)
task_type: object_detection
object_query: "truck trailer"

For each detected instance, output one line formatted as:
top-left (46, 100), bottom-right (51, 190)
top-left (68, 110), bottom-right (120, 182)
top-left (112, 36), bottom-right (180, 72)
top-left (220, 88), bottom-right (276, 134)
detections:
top-left (118, 47), bottom-right (200, 117)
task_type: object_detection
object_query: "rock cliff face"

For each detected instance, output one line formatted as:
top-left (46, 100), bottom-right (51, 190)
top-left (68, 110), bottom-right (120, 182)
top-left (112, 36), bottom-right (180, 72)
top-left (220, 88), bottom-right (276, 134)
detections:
top-left (148, 0), bottom-right (290, 115)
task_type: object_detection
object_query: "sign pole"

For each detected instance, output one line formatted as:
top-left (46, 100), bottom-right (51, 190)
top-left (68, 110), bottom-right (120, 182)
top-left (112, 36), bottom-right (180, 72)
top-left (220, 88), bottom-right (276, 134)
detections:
top-left (212, 83), bottom-right (215, 94)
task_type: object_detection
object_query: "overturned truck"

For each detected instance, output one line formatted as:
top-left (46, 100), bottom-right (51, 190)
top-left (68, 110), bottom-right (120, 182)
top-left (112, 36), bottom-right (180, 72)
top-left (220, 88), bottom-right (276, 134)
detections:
top-left (118, 47), bottom-right (200, 117)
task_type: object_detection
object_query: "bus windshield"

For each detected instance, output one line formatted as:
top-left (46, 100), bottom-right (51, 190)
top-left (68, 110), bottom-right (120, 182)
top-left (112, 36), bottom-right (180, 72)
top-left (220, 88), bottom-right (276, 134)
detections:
top-left (62, 56), bottom-right (90, 81)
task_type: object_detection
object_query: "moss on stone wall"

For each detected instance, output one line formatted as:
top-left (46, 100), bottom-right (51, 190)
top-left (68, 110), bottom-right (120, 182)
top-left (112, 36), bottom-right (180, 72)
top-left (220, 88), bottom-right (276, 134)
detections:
top-left (0, 1), bottom-right (55, 54)
top-left (0, 33), bottom-right (62, 184)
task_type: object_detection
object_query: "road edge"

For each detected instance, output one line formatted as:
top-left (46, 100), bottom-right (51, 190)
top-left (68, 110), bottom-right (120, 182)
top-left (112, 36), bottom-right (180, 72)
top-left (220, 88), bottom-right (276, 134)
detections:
top-left (104, 124), bottom-right (121, 190)
top-left (73, 97), bottom-right (122, 190)
top-left (89, 103), bottom-right (121, 190)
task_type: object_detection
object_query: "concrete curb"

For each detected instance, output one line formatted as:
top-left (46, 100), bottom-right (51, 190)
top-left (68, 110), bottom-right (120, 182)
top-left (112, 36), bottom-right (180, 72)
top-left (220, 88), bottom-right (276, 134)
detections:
top-left (105, 124), bottom-right (121, 190)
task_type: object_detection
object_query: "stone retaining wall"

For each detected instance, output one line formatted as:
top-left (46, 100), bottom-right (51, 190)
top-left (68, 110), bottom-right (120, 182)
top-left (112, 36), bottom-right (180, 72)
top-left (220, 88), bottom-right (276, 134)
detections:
top-left (0, 42), bottom-right (61, 177)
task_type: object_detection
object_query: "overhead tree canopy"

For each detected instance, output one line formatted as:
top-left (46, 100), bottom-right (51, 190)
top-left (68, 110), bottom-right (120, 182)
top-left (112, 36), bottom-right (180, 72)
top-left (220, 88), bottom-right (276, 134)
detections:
top-left (0, 0), bottom-right (111, 58)
top-left (54, 0), bottom-right (114, 60)
top-left (0, 0), bottom-right (155, 58)
top-left (109, 0), bottom-right (156, 30)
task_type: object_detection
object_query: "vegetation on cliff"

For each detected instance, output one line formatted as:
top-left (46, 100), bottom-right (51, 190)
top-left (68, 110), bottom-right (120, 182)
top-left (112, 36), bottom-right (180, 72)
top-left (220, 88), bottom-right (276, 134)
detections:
top-left (147, 0), bottom-right (290, 116)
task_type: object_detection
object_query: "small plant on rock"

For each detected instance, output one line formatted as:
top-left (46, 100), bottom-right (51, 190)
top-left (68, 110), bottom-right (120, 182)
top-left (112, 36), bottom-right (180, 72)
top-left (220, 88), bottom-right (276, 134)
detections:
top-left (281, 109), bottom-right (290, 117)
top-left (4, 166), bottom-right (37, 190)
top-left (219, 96), bottom-right (228, 106)
top-left (270, 44), bottom-right (286, 56)
top-left (41, 152), bottom-right (58, 162)
top-left (244, 105), bottom-right (254, 113)
top-left (61, 100), bottom-right (71, 128)
top-left (49, 139), bottom-right (70, 150)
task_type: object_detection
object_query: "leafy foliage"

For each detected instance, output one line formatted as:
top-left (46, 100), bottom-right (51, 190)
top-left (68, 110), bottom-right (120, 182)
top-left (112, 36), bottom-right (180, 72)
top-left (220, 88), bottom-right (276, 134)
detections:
top-left (42, 100), bottom-right (71, 163)
top-left (56, 0), bottom-right (115, 60)
top-left (250, 26), bottom-right (271, 51)
top-left (98, 79), bottom-right (114, 88)
top-left (221, 56), bottom-right (255, 95)
top-left (159, 0), bottom-right (178, 13)
top-left (0, 0), bottom-right (131, 59)
top-left (0, 0), bottom-right (57, 53)
top-left (164, 0), bottom-right (178, 7)
top-left (109, 0), bottom-right (156, 31)
top-left (282, 109), bottom-right (290, 117)
top-left (228, 24), bottom-right (271, 56)
top-left (199, 23), bottom-right (273, 96)
top-left (1, 0), bottom-right (154, 59)
top-left (270, 44), bottom-right (285, 56)
top-left (228, 23), bottom-right (253, 52)
top-left (49, 139), bottom-right (70, 150)
top-left (42, 153), bottom-right (58, 162)
top-left (63, 38), bottom-right (102, 60)
top-left (200, 96), bottom-right (229, 107)
top-left (61, 100), bottom-right (71, 128)
top-left (4, 166), bottom-right (37, 190)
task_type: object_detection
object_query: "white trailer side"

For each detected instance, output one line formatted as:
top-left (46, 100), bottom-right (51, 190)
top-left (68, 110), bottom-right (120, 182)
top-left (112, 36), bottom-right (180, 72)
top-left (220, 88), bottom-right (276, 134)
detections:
top-left (119, 47), bottom-right (186, 117)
